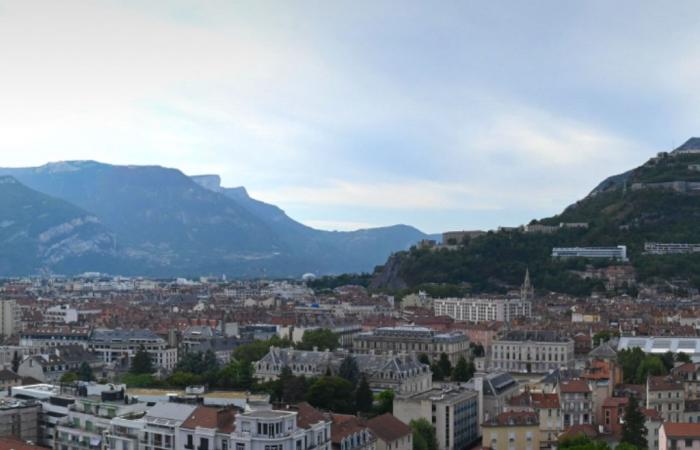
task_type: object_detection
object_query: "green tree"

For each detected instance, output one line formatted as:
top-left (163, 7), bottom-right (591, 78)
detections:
top-left (232, 336), bottom-right (292, 364)
top-left (417, 354), bottom-right (430, 365)
top-left (306, 376), bottom-right (355, 413)
top-left (635, 356), bottom-right (666, 383)
top-left (559, 434), bottom-right (611, 450)
top-left (78, 361), bottom-right (94, 381)
top-left (437, 353), bottom-right (452, 378)
top-left (621, 395), bottom-right (647, 449)
top-left (60, 372), bottom-right (78, 383)
top-left (296, 329), bottom-right (340, 351)
top-left (218, 359), bottom-right (254, 389)
top-left (355, 375), bottom-right (374, 414)
top-left (338, 355), bottom-right (360, 387)
top-left (470, 343), bottom-right (485, 358)
top-left (130, 345), bottom-right (154, 375)
top-left (282, 375), bottom-right (309, 403)
top-left (409, 419), bottom-right (438, 450)
top-left (661, 351), bottom-right (675, 372)
top-left (618, 348), bottom-right (646, 383)
top-left (168, 371), bottom-right (203, 387)
top-left (11, 351), bottom-right (20, 373)
top-left (121, 373), bottom-right (158, 387)
top-left (373, 390), bottom-right (394, 416)
top-left (676, 352), bottom-right (692, 364)
top-left (451, 356), bottom-right (474, 382)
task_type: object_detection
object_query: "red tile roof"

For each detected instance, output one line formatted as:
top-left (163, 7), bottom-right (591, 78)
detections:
top-left (560, 379), bottom-right (590, 394)
top-left (602, 397), bottom-right (628, 408)
top-left (483, 411), bottom-right (539, 427)
top-left (648, 375), bottom-right (684, 392)
top-left (181, 406), bottom-right (236, 433)
top-left (366, 413), bottom-right (411, 443)
top-left (663, 423), bottom-right (700, 438)
top-left (330, 414), bottom-right (370, 444)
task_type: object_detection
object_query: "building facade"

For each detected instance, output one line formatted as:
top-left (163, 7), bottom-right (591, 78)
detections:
top-left (482, 411), bottom-right (540, 450)
top-left (551, 246), bottom-right (628, 261)
top-left (89, 329), bottom-right (177, 370)
top-left (352, 326), bottom-right (469, 365)
top-left (433, 298), bottom-right (531, 324)
top-left (255, 348), bottom-right (431, 394)
top-left (489, 331), bottom-right (574, 373)
top-left (0, 300), bottom-right (20, 337)
top-left (393, 386), bottom-right (479, 450)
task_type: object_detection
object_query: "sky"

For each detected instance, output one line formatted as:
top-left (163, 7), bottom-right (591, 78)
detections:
top-left (1, 1), bottom-right (700, 233)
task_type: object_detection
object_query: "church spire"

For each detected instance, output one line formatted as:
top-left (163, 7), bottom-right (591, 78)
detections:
top-left (521, 268), bottom-right (534, 301)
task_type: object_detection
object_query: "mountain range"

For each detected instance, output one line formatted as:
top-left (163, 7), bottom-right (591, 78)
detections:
top-left (370, 137), bottom-right (700, 296)
top-left (0, 161), bottom-right (428, 277)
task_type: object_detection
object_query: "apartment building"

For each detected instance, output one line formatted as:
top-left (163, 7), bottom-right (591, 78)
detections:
top-left (0, 399), bottom-right (40, 443)
top-left (507, 391), bottom-right (561, 449)
top-left (393, 386), bottom-right (480, 450)
top-left (644, 242), bottom-right (700, 255)
top-left (20, 327), bottom-right (92, 348)
top-left (55, 387), bottom-right (148, 450)
top-left (559, 379), bottom-right (593, 428)
top-left (142, 402), bottom-right (198, 450)
top-left (551, 246), bottom-right (628, 261)
top-left (228, 404), bottom-right (332, 450)
top-left (89, 329), bottom-right (178, 370)
top-left (0, 300), bottom-right (21, 337)
top-left (659, 423), bottom-right (700, 450)
top-left (352, 326), bottom-right (469, 365)
top-left (648, 375), bottom-right (685, 423)
top-left (482, 411), bottom-right (540, 450)
top-left (489, 331), bottom-right (574, 374)
top-left (10, 384), bottom-right (75, 448)
top-left (673, 363), bottom-right (700, 399)
top-left (433, 298), bottom-right (531, 324)
top-left (254, 348), bottom-right (431, 394)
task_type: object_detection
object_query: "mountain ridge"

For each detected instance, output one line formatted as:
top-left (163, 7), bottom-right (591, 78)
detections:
top-left (0, 162), bottom-right (427, 277)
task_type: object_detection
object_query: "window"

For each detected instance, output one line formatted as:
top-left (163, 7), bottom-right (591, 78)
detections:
top-left (686, 440), bottom-right (693, 447)
top-left (222, 441), bottom-right (228, 450)
top-left (186, 435), bottom-right (194, 449)
top-left (236, 444), bottom-right (245, 450)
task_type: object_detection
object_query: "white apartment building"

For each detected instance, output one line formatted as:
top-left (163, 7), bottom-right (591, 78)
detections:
top-left (89, 329), bottom-right (178, 370)
top-left (45, 305), bottom-right (79, 324)
top-left (0, 299), bottom-right (21, 337)
top-left (434, 297), bottom-right (531, 323)
top-left (644, 242), bottom-right (700, 255)
top-left (551, 246), bottom-right (628, 261)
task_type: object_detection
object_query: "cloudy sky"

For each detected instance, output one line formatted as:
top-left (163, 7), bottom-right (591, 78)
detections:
top-left (1, 1), bottom-right (699, 233)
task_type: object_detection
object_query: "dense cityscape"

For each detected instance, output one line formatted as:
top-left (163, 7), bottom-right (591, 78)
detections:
top-left (4, 2), bottom-right (700, 450)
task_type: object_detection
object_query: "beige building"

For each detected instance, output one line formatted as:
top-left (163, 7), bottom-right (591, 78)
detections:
top-left (489, 331), bottom-right (574, 373)
top-left (0, 300), bottom-right (20, 337)
top-left (647, 375), bottom-right (685, 422)
top-left (482, 411), bottom-right (540, 450)
top-left (353, 326), bottom-right (469, 365)
top-left (394, 386), bottom-right (480, 450)
top-left (507, 391), bottom-right (561, 449)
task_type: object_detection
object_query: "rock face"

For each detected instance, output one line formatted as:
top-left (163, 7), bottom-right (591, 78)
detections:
top-left (0, 176), bottom-right (117, 275)
top-left (0, 163), bottom-right (428, 276)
